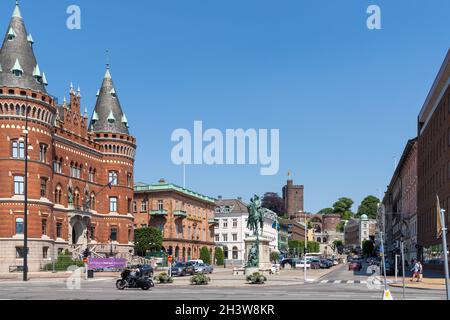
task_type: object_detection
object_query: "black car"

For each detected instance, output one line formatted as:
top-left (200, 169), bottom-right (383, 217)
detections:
top-left (171, 263), bottom-right (195, 277)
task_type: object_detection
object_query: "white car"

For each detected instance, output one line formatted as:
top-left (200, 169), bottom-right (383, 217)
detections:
top-left (297, 259), bottom-right (311, 269)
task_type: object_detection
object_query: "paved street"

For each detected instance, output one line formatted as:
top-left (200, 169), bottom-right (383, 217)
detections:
top-left (0, 264), bottom-right (445, 300)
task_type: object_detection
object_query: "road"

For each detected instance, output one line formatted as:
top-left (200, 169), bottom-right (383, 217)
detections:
top-left (0, 264), bottom-right (445, 300)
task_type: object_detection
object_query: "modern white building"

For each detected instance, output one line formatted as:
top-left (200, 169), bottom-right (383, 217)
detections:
top-left (214, 198), bottom-right (279, 267)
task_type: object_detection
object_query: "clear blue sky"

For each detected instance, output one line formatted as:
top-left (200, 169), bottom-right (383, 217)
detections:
top-left (3, 0), bottom-right (449, 212)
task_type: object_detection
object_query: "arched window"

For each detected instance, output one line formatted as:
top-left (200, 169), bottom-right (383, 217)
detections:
top-left (12, 139), bottom-right (25, 159)
top-left (223, 247), bottom-right (229, 260)
top-left (232, 247), bottom-right (238, 260)
top-left (90, 192), bottom-right (96, 210)
top-left (74, 189), bottom-right (80, 206)
top-left (55, 185), bottom-right (62, 204)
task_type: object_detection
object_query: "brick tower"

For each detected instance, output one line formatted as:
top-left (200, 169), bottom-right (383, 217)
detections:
top-left (0, 2), bottom-right (136, 272)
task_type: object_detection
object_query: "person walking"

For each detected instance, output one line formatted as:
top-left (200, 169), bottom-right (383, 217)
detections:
top-left (418, 261), bottom-right (424, 282)
top-left (410, 259), bottom-right (419, 282)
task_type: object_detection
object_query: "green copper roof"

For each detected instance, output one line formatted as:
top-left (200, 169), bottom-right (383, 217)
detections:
top-left (134, 182), bottom-right (216, 204)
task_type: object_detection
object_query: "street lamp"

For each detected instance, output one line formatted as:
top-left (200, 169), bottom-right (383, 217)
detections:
top-left (22, 97), bottom-right (32, 282)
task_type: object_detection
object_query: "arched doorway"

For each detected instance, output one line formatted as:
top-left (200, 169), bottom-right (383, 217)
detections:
top-left (232, 247), bottom-right (238, 260)
top-left (187, 247), bottom-right (191, 261)
top-left (175, 246), bottom-right (180, 260)
top-left (72, 221), bottom-right (83, 245)
top-left (182, 247), bottom-right (186, 262)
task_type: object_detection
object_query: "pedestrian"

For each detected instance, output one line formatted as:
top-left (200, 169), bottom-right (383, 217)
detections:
top-left (410, 259), bottom-right (419, 282)
top-left (418, 261), bottom-right (423, 282)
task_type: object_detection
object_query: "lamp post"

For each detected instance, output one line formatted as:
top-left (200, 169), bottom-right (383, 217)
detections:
top-left (22, 97), bottom-right (30, 282)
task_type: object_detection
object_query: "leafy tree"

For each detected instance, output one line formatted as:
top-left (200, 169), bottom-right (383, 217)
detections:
top-left (270, 251), bottom-right (280, 263)
top-left (333, 197), bottom-right (354, 220)
top-left (262, 192), bottom-right (285, 216)
top-left (336, 221), bottom-right (346, 233)
top-left (214, 247), bottom-right (224, 266)
top-left (134, 227), bottom-right (163, 257)
top-left (357, 196), bottom-right (380, 219)
top-left (362, 240), bottom-right (375, 257)
top-left (318, 208), bottom-right (334, 215)
top-left (288, 240), bottom-right (320, 254)
top-left (199, 247), bottom-right (212, 265)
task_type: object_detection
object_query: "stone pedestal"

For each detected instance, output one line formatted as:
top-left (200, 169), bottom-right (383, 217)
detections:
top-left (244, 236), bottom-right (272, 275)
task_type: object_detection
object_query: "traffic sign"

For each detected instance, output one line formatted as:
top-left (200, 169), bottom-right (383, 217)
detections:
top-left (83, 258), bottom-right (88, 264)
top-left (168, 256), bottom-right (173, 263)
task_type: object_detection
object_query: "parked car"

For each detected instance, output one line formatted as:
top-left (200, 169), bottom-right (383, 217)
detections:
top-left (194, 263), bottom-right (214, 274)
top-left (297, 259), bottom-right (311, 269)
top-left (348, 261), bottom-right (363, 271)
top-left (310, 258), bottom-right (321, 270)
top-left (319, 259), bottom-right (332, 269)
top-left (171, 262), bottom-right (195, 277)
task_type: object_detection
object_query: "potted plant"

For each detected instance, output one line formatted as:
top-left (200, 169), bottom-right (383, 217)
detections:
top-left (246, 272), bottom-right (267, 284)
top-left (154, 272), bottom-right (174, 284)
top-left (190, 273), bottom-right (211, 285)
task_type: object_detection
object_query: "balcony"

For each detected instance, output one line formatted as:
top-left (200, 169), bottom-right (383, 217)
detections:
top-left (150, 210), bottom-right (168, 217)
top-left (173, 210), bottom-right (187, 218)
top-left (68, 204), bottom-right (92, 219)
top-left (208, 218), bottom-right (219, 225)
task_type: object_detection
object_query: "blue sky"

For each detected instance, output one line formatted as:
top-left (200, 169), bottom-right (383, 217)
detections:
top-left (3, 0), bottom-right (449, 212)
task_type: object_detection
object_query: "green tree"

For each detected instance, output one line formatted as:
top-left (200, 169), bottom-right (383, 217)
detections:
top-left (357, 196), bottom-right (380, 219)
top-left (214, 247), bottom-right (224, 266)
top-left (270, 251), bottom-right (280, 263)
top-left (318, 208), bottom-right (334, 215)
top-left (134, 227), bottom-right (163, 257)
top-left (362, 240), bottom-right (375, 257)
top-left (336, 221), bottom-right (346, 233)
top-left (199, 247), bottom-right (212, 264)
top-left (261, 192), bottom-right (285, 216)
top-left (333, 197), bottom-right (354, 220)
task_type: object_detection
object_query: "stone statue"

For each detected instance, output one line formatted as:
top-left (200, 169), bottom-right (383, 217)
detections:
top-left (246, 195), bottom-right (265, 268)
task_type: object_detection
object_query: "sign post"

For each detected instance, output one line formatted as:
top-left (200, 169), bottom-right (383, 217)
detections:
top-left (168, 256), bottom-right (173, 277)
top-left (83, 258), bottom-right (88, 281)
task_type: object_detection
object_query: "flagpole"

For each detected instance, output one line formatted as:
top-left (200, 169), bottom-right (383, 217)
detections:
top-left (440, 208), bottom-right (450, 300)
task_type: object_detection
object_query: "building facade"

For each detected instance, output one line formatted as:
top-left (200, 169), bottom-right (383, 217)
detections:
top-left (214, 198), bottom-right (279, 266)
top-left (0, 3), bottom-right (136, 272)
top-left (134, 181), bottom-right (216, 262)
top-left (417, 50), bottom-right (450, 267)
top-left (282, 179), bottom-right (304, 219)
top-left (344, 216), bottom-right (376, 251)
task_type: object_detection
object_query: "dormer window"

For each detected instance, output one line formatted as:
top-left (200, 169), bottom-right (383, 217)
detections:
top-left (33, 64), bottom-right (42, 83)
top-left (27, 34), bottom-right (34, 46)
top-left (107, 110), bottom-right (115, 123)
top-left (11, 59), bottom-right (23, 77)
top-left (110, 88), bottom-right (117, 98)
top-left (7, 27), bottom-right (15, 41)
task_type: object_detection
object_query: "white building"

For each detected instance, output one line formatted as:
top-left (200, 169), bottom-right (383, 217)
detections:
top-left (214, 198), bottom-right (279, 267)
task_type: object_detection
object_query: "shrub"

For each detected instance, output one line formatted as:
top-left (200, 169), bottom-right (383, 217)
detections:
top-left (199, 247), bottom-right (212, 265)
top-left (43, 251), bottom-right (84, 271)
top-left (215, 247), bottom-right (224, 266)
top-left (270, 251), bottom-right (280, 263)
top-left (190, 274), bottom-right (211, 285)
top-left (246, 272), bottom-right (267, 284)
top-left (154, 273), bottom-right (174, 284)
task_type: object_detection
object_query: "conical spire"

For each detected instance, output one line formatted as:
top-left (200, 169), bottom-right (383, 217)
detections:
top-left (89, 65), bottom-right (129, 134)
top-left (0, 1), bottom-right (46, 92)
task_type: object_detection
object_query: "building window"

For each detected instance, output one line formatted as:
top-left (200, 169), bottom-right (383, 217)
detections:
top-left (222, 234), bottom-right (228, 242)
top-left (223, 247), bottom-right (229, 259)
top-left (88, 168), bottom-right (95, 183)
top-left (128, 229), bottom-right (132, 242)
top-left (110, 228), bottom-right (118, 241)
top-left (55, 185), bottom-right (62, 204)
top-left (141, 200), bottom-right (148, 212)
top-left (158, 200), bottom-right (164, 211)
top-left (232, 219), bottom-right (238, 228)
top-left (14, 176), bottom-right (24, 195)
top-left (16, 218), bottom-right (24, 234)
top-left (16, 247), bottom-right (28, 259)
top-left (108, 171), bottom-right (118, 186)
top-left (40, 178), bottom-right (47, 198)
top-left (42, 247), bottom-right (49, 259)
top-left (215, 234), bottom-right (220, 242)
top-left (39, 144), bottom-right (47, 162)
top-left (53, 158), bottom-right (62, 174)
top-left (222, 219), bottom-right (228, 229)
top-left (41, 219), bottom-right (47, 236)
top-left (232, 247), bottom-right (238, 260)
top-left (56, 223), bottom-right (62, 238)
top-left (90, 193), bottom-right (96, 210)
top-left (232, 234), bottom-right (238, 242)
top-left (132, 201), bottom-right (137, 213)
top-left (110, 197), bottom-right (118, 212)
top-left (12, 140), bottom-right (25, 159)
top-left (127, 173), bottom-right (132, 187)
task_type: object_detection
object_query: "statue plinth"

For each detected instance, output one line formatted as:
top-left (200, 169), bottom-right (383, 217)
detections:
top-left (244, 236), bottom-right (272, 274)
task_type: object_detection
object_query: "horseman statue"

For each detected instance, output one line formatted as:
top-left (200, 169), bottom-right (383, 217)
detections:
top-left (246, 195), bottom-right (265, 268)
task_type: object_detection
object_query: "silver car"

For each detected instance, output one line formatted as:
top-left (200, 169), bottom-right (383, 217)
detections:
top-left (194, 263), bottom-right (214, 274)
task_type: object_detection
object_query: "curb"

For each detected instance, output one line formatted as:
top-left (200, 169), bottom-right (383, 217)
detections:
top-left (389, 283), bottom-right (446, 291)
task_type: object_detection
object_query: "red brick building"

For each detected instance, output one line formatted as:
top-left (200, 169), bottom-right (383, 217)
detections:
top-left (282, 179), bottom-right (304, 219)
top-left (417, 49), bottom-right (450, 266)
top-left (134, 180), bottom-right (216, 262)
top-left (0, 3), bottom-right (136, 272)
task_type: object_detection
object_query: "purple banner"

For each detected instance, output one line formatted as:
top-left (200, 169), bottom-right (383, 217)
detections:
top-left (88, 258), bottom-right (127, 270)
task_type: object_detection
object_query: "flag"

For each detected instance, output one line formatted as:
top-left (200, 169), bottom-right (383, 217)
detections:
top-left (107, 181), bottom-right (113, 189)
top-left (437, 195), bottom-right (443, 239)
